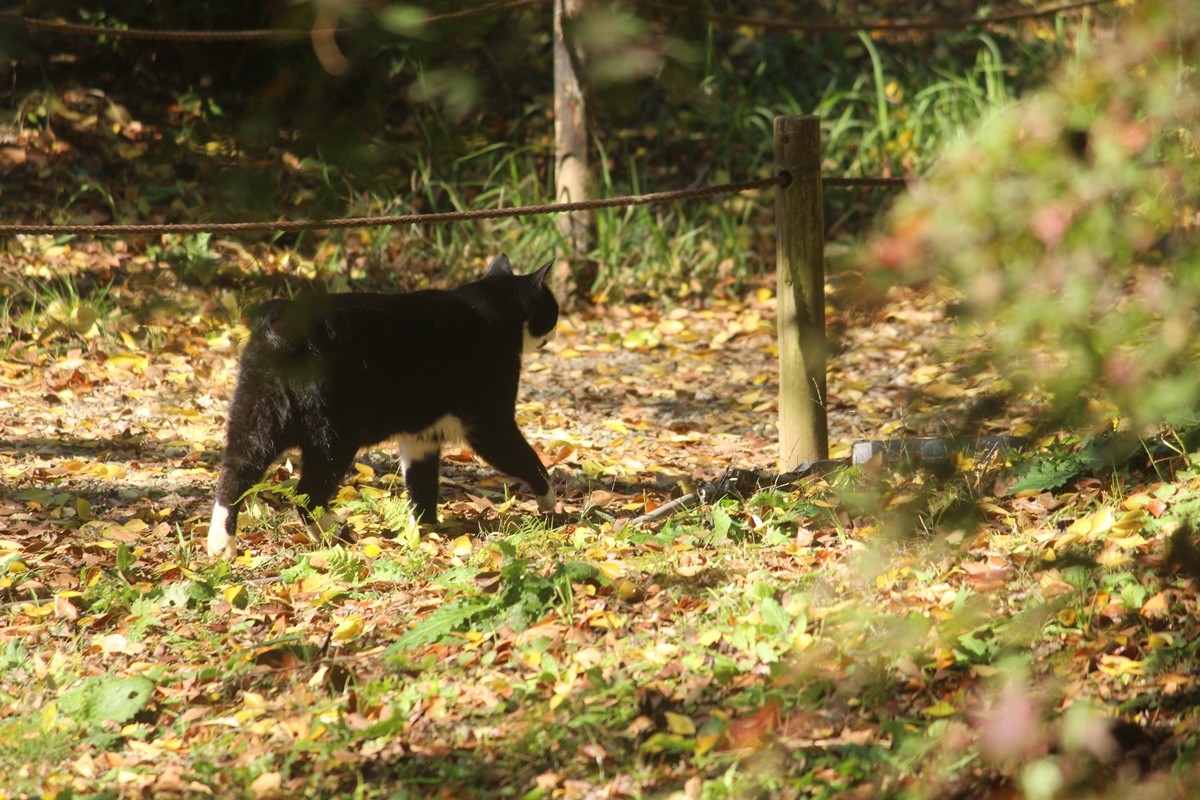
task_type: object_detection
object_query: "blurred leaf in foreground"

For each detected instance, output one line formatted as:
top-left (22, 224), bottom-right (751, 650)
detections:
top-left (867, 0), bottom-right (1200, 429)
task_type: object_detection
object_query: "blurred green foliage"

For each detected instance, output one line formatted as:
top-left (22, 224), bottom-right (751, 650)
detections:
top-left (869, 0), bottom-right (1200, 429)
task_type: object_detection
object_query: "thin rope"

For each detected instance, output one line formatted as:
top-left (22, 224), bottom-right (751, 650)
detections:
top-left (643, 0), bottom-right (1112, 34)
top-left (824, 176), bottom-right (913, 187)
top-left (0, 0), bottom-right (1109, 42)
top-left (0, 175), bottom-right (788, 237)
top-left (0, 0), bottom-right (541, 43)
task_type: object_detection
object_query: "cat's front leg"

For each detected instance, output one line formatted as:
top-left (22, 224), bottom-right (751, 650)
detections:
top-left (207, 503), bottom-right (238, 560)
top-left (535, 487), bottom-right (557, 513)
top-left (468, 420), bottom-right (556, 515)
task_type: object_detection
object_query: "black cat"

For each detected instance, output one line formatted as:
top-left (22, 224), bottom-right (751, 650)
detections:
top-left (206, 254), bottom-right (558, 559)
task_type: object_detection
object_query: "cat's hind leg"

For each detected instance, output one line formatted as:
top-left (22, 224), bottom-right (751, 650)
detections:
top-left (402, 449), bottom-right (441, 525)
top-left (208, 384), bottom-right (294, 559)
top-left (468, 419), bottom-right (555, 513)
top-left (295, 437), bottom-right (358, 543)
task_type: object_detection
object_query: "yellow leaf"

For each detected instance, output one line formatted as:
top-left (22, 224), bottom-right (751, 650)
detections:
top-left (596, 561), bottom-right (624, 581)
top-left (1089, 507), bottom-right (1115, 537)
top-left (603, 420), bottom-right (629, 435)
top-left (586, 610), bottom-right (623, 630)
top-left (308, 664), bottom-right (329, 688)
top-left (241, 690), bottom-right (267, 710)
top-left (105, 352), bottom-right (148, 372)
top-left (250, 772), bottom-right (282, 799)
top-left (1109, 510), bottom-right (1145, 537)
top-left (1097, 655), bottom-right (1143, 677)
top-left (695, 731), bottom-right (722, 758)
top-left (697, 629), bottom-right (723, 647)
top-left (1097, 548), bottom-right (1131, 567)
top-left (451, 535), bottom-right (473, 557)
top-left (353, 462), bottom-right (375, 481)
top-left (22, 601), bottom-right (54, 618)
top-left (39, 701), bottom-right (58, 733)
top-left (978, 501), bottom-right (1011, 518)
top-left (1121, 494), bottom-right (1151, 511)
top-left (1147, 632), bottom-right (1174, 650)
top-left (613, 578), bottom-right (639, 600)
top-left (1108, 533), bottom-right (1147, 550)
top-left (83, 463), bottom-right (128, 480)
top-left (581, 460), bottom-right (609, 478)
top-left (1065, 516), bottom-right (1092, 537)
top-left (656, 319), bottom-right (685, 336)
top-left (296, 573), bottom-right (331, 594)
top-left (222, 585), bottom-right (249, 608)
top-left (331, 616), bottom-right (364, 643)
top-left (923, 700), bottom-right (958, 717)
top-left (922, 381), bottom-right (965, 399)
top-left (664, 711), bottom-right (696, 736)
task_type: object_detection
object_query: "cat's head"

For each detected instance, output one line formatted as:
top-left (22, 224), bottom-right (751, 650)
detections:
top-left (486, 254), bottom-right (559, 354)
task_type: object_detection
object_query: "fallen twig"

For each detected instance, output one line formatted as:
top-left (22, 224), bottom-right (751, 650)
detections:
top-left (624, 461), bottom-right (842, 527)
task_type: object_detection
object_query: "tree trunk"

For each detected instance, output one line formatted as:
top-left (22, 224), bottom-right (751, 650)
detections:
top-left (553, 0), bottom-right (595, 300)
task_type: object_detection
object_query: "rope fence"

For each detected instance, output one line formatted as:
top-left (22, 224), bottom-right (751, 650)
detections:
top-left (0, 175), bottom-right (790, 238)
top-left (0, 0), bottom-right (540, 43)
top-left (0, 173), bottom-right (925, 238)
top-left (644, 0), bottom-right (1113, 35)
top-left (0, 0), bottom-right (1115, 43)
top-left (824, 176), bottom-right (913, 188)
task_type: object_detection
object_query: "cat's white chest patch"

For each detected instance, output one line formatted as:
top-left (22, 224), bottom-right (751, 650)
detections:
top-left (396, 415), bottom-right (466, 468)
top-left (523, 322), bottom-right (556, 354)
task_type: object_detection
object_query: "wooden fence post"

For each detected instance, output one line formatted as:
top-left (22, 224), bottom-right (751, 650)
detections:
top-left (775, 115), bottom-right (829, 468)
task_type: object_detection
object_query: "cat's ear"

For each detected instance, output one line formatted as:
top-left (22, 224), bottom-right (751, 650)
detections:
top-left (530, 259), bottom-right (554, 287)
top-left (486, 254), bottom-right (513, 277)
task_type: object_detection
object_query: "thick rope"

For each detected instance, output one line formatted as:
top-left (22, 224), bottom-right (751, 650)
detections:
top-left (0, 175), bottom-right (789, 237)
top-left (0, 0), bottom-right (541, 43)
top-left (643, 0), bottom-right (1113, 34)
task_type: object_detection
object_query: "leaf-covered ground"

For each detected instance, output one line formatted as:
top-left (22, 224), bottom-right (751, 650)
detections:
top-left (3, 237), bottom-right (1199, 800)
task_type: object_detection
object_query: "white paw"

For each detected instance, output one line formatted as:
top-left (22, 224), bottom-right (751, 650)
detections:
top-left (206, 505), bottom-right (237, 560)
top-left (536, 489), bottom-right (557, 513)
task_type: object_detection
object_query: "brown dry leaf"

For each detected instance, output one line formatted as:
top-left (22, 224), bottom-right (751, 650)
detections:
top-left (1139, 591), bottom-right (1170, 619)
top-left (961, 557), bottom-right (1014, 592)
